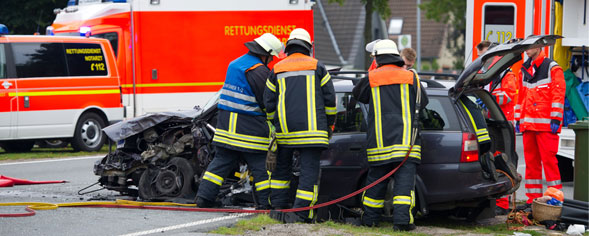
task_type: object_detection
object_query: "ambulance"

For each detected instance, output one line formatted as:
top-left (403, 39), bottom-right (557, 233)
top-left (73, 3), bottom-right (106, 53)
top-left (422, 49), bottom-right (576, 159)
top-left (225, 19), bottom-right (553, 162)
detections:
top-left (465, 0), bottom-right (588, 179)
top-left (0, 32), bottom-right (123, 152)
top-left (50, 0), bottom-right (315, 117)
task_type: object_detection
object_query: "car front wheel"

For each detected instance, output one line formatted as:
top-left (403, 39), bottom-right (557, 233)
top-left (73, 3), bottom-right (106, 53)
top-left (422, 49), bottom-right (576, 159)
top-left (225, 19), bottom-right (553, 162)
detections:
top-left (71, 112), bottom-right (106, 152)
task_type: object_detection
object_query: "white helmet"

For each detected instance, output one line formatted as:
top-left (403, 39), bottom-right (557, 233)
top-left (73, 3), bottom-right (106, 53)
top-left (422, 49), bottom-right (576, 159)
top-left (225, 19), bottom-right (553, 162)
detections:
top-left (365, 39), bottom-right (381, 53)
top-left (371, 39), bottom-right (400, 56)
top-left (286, 28), bottom-right (312, 51)
top-left (253, 33), bottom-right (283, 57)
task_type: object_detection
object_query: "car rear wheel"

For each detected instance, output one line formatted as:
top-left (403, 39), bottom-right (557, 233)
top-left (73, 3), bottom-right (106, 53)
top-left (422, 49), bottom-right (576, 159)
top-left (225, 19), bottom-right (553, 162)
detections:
top-left (0, 140), bottom-right (35, 152)
top-left (71, 112), bottom-right (106, 152)
top-left (37, 139), bottom-right (69, 148)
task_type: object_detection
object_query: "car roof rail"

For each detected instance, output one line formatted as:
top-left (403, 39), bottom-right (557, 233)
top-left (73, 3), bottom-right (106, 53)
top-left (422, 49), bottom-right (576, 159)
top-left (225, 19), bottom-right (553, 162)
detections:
top-left (330, 70), bottom-right (451, 88)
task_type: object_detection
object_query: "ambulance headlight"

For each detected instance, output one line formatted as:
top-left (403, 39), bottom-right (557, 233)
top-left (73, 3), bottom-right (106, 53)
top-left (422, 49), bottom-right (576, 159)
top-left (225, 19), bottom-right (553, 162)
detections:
top-left (79, 26), bottom-right (91, 36)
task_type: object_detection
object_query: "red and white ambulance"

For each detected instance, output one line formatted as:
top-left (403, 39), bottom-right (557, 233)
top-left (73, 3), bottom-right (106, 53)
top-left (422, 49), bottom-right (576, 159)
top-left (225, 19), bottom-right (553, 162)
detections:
top-left (51, 0), bottom-right (315, 117)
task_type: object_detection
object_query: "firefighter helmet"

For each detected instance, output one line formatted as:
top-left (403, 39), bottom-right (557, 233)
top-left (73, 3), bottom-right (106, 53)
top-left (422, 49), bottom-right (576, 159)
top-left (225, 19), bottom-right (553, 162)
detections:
top-left (286, 28), bottom-right (312, 51)
top-left (254, 33), bottom-right (283, 57)
top-left (371, 39), bottom-right (399, 56)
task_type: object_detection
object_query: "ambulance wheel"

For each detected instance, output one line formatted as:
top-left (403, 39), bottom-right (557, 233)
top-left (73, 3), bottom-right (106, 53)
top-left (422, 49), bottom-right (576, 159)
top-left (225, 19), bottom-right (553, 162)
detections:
top-left (0, 140), bottom-right (35, 152)
top-left (72, 112), bottom-right (106, 152)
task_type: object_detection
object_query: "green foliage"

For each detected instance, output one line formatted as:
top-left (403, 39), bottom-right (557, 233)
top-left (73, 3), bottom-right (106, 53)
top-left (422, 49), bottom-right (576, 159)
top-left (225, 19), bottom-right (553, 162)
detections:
top-left (0, 145), bottom-right (108, 161)
top-left (210, 215), bottom-right (280, 235)
top-left (431, 59), bottom-right (440, 71)
top-left (0, 0), bottom-right (69, 34)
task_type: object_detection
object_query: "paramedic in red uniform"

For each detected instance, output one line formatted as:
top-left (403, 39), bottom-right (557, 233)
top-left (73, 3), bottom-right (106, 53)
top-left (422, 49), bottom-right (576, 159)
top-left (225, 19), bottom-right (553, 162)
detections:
top-left (514, 41), bottom-right (565, 209)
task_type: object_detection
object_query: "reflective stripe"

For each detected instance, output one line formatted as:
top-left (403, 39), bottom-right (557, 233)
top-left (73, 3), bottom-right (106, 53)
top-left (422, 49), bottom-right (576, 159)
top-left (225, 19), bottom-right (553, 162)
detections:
top-left (367, 144), bottom-right (420, 155)
top-left (212, 135), bottom-right (268, 151)
top-left (550, 112), bottom-right (563, 118)
top-left (267, 111), bottom-right (275, 120)
top-left (526, 188), bottom-right (543, 194)
top-left (552, 103), bottom-right (564, 109)
top-left (215, 129), bottom-right (270, 144)
top-left (255, 180), bottom-right (270, 191)
top-left (278, 70), bottom-right (315, 79)
top-left (9, 89), bottom-right (120, 97)
top-left (320, 73), bottom-right (331, 86)
top-left (219, 100), bottom-right (262, 113)
top-left (203, 171), bottom-right (224, 186)
top-left (461, 101), bottom-right (489, 142)
top-left (363, 196), bottom-right (384, 208)
top-left (276, 137), bottom-right (329, 145)
top-left (266, 79), bottom-right (276, 92)
top-left (515, 104), bottom-right (521, 109)
top-left (277, 78), bottom-right (288, 133)
top-left (547, 180), bottom-right (562, 186)
top-left (270, 179), bottom-right (290, 189)
top-left (276, 130), bottom-right (328, 138)
top-left (121, 82), bottom-right (223, 88)
top-left (371, 87), bottom-right (384, 148)
top-left (221, 88), bottom-right (257, 103)
top-left (523, 77), bottom-right (551, 88)
top-left (306, 75), bottom-right (317, 131)
top-left (515, 113), bottom-right (521, 118)
top-left (409, 191), bottom-right (415, 224)
top-left (393, 195), bottom-right (411, 205)
top-left (498, 94), bottom-right (504, 105)
top-left (367, 150), bottom-right (421, 162)
top-left (401, 84), bottom-right (411, 145)
top-left (309, 185), bottom-right (319, 219)
top-left (523, 117), bottom-right (552, 124)
top-left (325, 106), bottom-right (337, 115)
top-left (296, 189), bottom-right (314, 201)
top-left (526, 179), bottom-right (542, 185)
top-left (229, 112), bottom-right (238, 133)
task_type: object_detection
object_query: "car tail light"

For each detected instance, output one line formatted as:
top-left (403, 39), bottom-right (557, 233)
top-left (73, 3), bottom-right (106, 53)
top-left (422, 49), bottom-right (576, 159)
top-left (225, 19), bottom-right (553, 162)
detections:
top-left (460, 133), bottom-right (479, 162)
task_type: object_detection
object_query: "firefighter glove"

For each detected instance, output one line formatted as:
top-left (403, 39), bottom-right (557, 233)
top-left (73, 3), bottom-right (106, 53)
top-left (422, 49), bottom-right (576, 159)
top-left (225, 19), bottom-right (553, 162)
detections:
top-left (515, 121), bottom-right (520, 133)
top-left (266, 151), bottom-right (277, 172)
top-left (550, 119), bottom-right (560, 134)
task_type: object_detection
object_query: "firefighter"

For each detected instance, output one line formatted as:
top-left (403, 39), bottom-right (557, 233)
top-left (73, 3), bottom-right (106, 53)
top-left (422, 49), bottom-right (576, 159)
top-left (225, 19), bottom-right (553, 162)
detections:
top-left (264, 28), bottom-right (336, 222)
top-left (477, 40), bottom-right (518, 214)
top-left (195, 33), bottom-right (284, 209)
top-left (352, 40), bottom-right (428, 230)
top-left (515, 43), bottom-right (565, 210)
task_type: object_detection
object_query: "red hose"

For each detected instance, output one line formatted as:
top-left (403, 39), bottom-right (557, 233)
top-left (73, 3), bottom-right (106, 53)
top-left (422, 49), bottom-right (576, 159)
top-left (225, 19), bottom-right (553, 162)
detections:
top-left (0, 207), bottom-right (35, 217)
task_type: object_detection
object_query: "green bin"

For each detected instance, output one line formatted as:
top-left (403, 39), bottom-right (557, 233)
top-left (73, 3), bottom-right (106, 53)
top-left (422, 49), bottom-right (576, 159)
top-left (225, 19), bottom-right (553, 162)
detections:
top-left (569, 120), bottom-right (589, 201)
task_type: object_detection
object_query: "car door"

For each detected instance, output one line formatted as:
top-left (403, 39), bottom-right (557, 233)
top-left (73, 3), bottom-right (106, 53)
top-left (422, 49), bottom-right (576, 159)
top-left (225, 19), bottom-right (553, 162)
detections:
top-left (0, 42), bottom-right (17, 139)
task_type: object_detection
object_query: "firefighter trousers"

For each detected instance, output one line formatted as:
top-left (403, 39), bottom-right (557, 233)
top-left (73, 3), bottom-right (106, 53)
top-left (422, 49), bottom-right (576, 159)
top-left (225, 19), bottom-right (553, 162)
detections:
top-left (523, 131), bottom-right (562, 204)
top-left (362, 161), bottom-right (416, 226)
top-left (196, 146), bottom-right (271, 208)
top-left (270, 147), bottom-right (321, 220)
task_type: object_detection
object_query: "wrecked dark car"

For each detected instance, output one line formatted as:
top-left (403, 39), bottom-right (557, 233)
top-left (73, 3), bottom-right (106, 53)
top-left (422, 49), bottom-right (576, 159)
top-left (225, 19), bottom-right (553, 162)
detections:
top-left (93, 35), bottom-right (557, 220)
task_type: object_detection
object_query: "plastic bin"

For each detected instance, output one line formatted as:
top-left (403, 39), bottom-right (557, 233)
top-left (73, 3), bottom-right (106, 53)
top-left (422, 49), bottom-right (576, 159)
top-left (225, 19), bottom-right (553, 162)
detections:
top-left (569, 120), bottom-right (589, 201)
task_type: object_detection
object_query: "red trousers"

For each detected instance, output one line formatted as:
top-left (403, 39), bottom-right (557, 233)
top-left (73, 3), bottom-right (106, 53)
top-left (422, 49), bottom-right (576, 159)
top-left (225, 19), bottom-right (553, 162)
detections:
top-left (523, 131), bottom-right (562, 204)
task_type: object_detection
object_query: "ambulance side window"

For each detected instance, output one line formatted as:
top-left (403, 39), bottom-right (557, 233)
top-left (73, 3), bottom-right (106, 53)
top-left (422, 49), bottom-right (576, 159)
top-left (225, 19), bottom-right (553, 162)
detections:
top-left (91, 32), bottom-right (118, 57)
top-left (64, 43), bottom-right (108, 76)
top-left (0, 44), bottom-right (6, 78)
top-left (13, 43), bottom-right (68, 78)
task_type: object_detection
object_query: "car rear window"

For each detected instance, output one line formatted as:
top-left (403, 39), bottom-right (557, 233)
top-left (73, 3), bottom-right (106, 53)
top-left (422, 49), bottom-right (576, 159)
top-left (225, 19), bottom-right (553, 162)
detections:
top-left (334, 92), bottom-right (366, 133)
top-left (64, 43), bottom-right (108, 76)
top-left (420, 95), bottom-right (460, 131)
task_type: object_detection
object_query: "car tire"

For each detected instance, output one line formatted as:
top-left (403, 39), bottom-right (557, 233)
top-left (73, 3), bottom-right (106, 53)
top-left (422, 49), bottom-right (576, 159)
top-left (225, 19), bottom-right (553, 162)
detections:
top-left (138, 157), bottom-right (196, 201)
top-left (0, 140), bottom-right (35, 153)
top-left (37, 139), bottom-right (69, 148)
top-left (71, 112), bottom-right (106, 152)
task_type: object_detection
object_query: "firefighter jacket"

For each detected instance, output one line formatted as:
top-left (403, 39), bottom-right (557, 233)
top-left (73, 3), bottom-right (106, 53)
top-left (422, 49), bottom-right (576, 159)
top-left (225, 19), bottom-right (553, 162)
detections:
top-left (263, 53), bottom-right (336, 149)
top-left (490, 69), bottom-right (518, 121)
top-left (352, 65), bottom-right (428, 166)
top-left (515, 53), bottom-right (565, 133)
top-left (459, 96), bottom-right (491, 152)
top-left (212, 53), bottom-right (271, 153)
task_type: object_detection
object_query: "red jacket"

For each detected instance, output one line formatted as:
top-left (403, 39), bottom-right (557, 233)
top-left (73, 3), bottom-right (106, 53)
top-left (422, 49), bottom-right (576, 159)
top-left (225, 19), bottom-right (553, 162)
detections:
top-left (491, 70), bottom-right (518, 121)
top-left (515, 52), bottom-right (565, 132)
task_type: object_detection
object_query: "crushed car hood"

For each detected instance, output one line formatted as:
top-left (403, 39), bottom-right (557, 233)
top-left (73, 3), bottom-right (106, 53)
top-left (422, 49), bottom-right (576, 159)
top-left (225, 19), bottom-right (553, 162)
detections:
top-left (103, 109), bottom-right (202, 142)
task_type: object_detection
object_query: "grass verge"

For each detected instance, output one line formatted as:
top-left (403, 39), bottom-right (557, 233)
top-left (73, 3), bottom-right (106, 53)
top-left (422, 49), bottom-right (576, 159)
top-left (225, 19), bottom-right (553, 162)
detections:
top-left (210, 214), bottom-right (546, 236)
top-left (0, 145), bottom-right (109, 161)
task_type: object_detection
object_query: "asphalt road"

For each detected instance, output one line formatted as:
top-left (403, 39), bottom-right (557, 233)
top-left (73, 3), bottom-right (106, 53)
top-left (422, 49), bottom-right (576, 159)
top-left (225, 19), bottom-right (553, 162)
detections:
top-left (0, 135), bottom-right (575, 235)
top-left (0, 156), bottom-right (251, 236)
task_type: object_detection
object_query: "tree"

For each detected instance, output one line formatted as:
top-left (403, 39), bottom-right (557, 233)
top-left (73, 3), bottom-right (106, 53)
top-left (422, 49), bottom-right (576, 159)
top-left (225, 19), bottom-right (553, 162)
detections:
top-left (329, 0), bottom-right (391, 69)
top-left (419, 0), bottom-right (466, 69)
top-left (0, 0), bottom-right (69, 35)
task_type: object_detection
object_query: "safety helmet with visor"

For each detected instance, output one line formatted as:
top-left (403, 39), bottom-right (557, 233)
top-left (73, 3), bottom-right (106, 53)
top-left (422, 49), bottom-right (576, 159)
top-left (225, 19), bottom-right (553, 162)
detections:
top-left (286, 28), bottom-right (312, 52)
top-left (371, 39), bottom-right (400, 56)
top-left (245, 33), bottom-right (283, 57)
